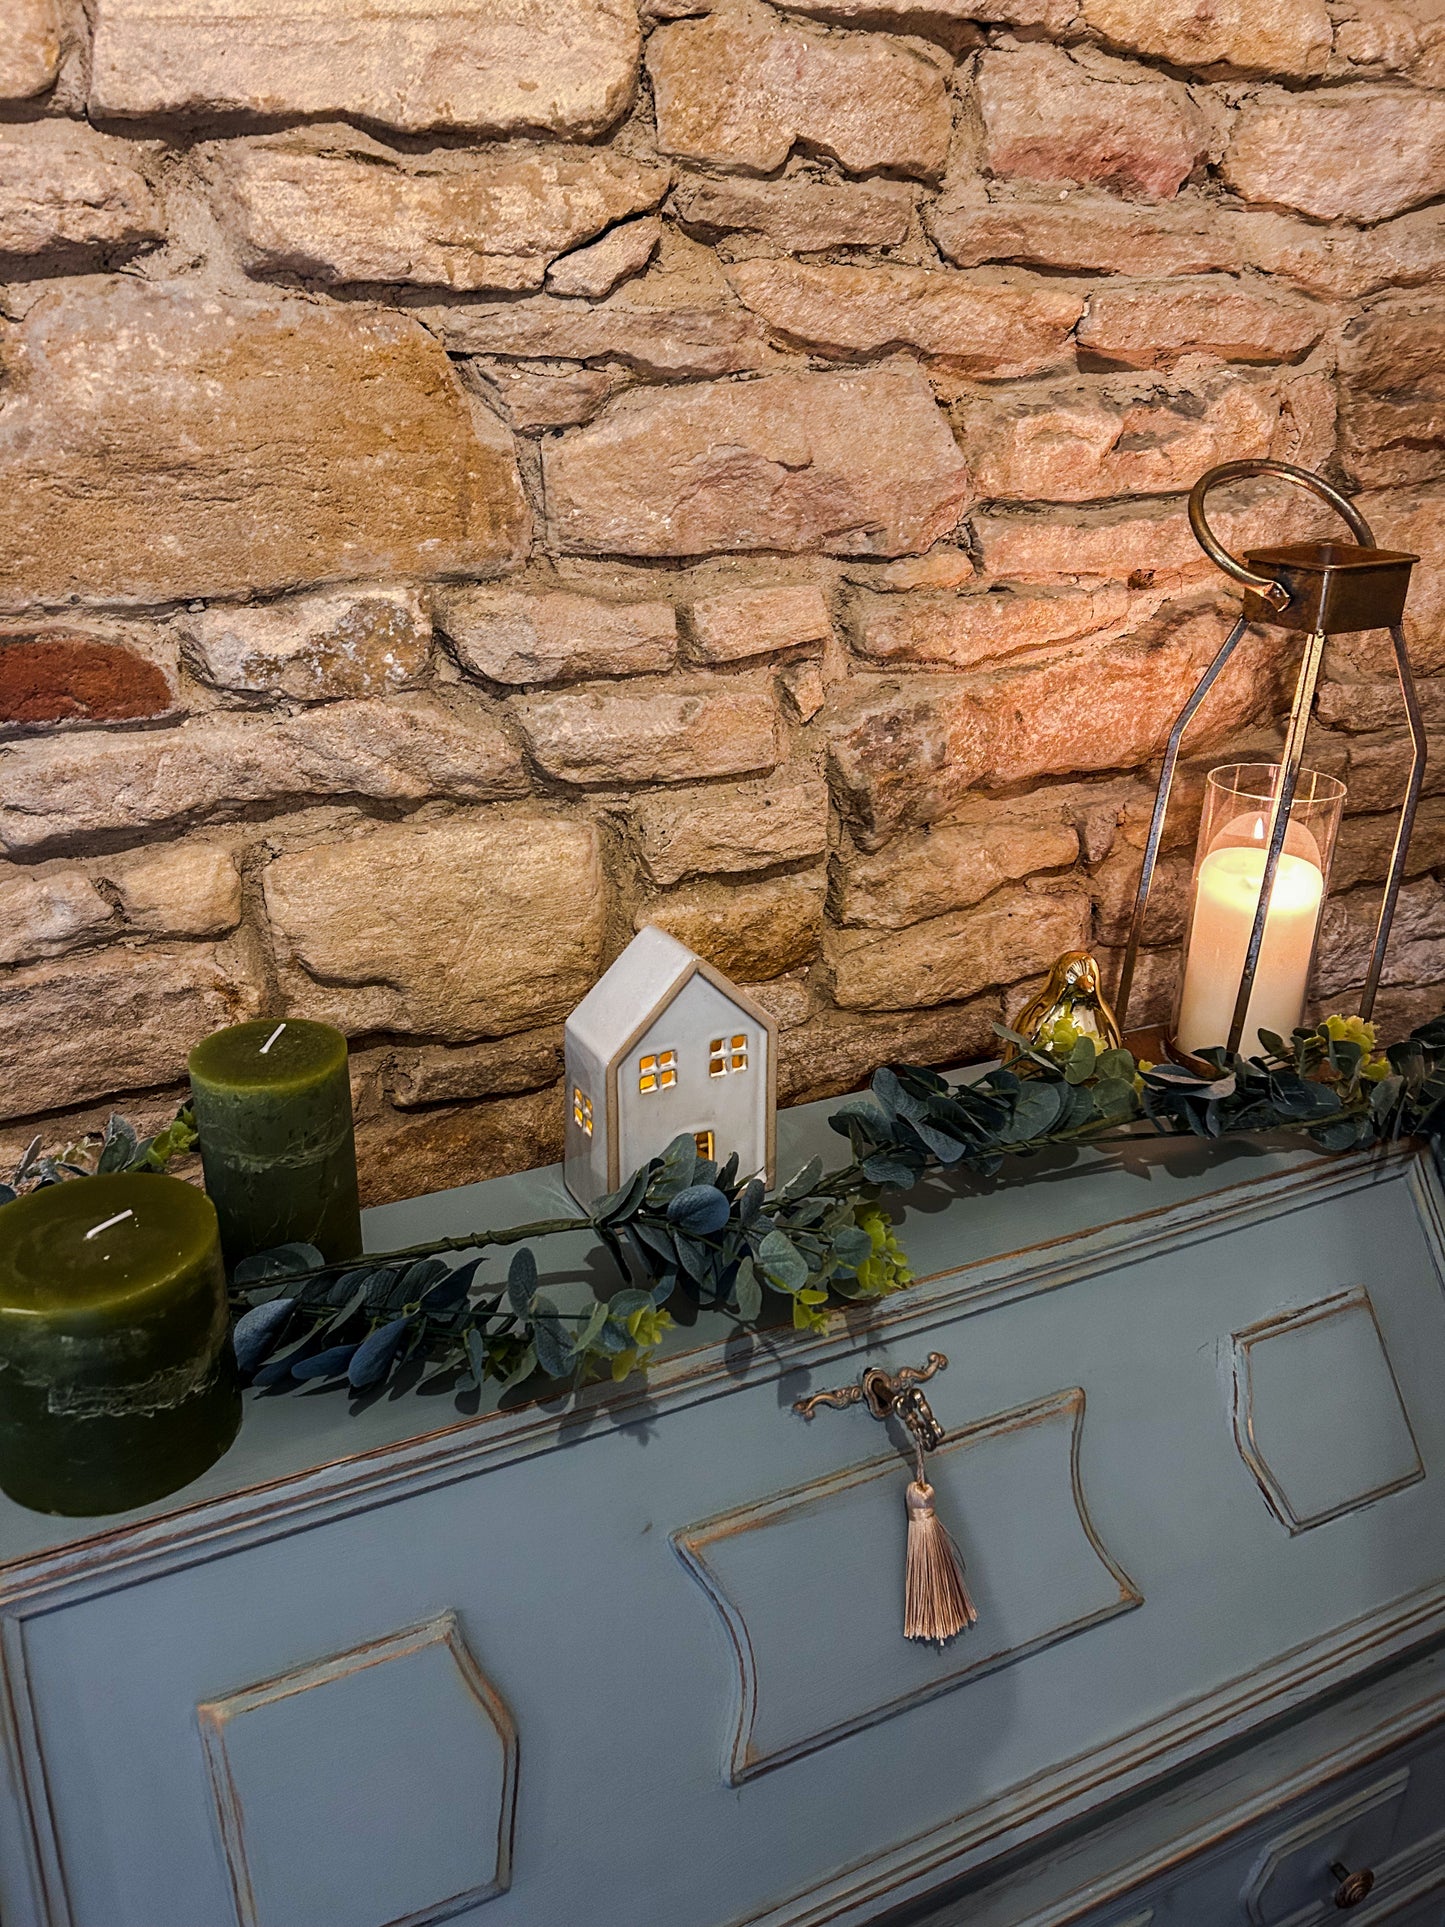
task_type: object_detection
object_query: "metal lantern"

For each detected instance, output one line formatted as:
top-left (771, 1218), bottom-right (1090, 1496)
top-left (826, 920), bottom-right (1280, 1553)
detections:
top-left (1115, 459), bottom-right (1425, 1057)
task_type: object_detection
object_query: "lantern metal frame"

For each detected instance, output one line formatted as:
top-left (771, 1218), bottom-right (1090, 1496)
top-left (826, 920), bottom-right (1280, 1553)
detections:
top-left (1115, 459), bottom-right (1425, 1055)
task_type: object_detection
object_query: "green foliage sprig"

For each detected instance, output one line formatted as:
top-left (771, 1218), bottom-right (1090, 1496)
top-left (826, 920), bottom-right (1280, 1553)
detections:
top-left (0, 1107), bottom-right (197, 1204)
top-left (13, 1015), bottom-right (1445, 1409)
top-left (228, 1133), bottom-right (913, 1400)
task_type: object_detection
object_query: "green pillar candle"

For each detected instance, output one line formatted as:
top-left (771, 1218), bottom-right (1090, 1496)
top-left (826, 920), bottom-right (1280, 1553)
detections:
top-left (0, 1173), bottom-right (240, 1516)
top-left (188, 1019), bottom-right (362, 1271)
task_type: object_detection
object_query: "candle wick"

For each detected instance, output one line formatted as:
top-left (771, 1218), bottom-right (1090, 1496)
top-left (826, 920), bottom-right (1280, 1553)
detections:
top-left (85, 1209), bottom-right (135, 1240)
top-left (259, 1023), bottom-right (287, 1056)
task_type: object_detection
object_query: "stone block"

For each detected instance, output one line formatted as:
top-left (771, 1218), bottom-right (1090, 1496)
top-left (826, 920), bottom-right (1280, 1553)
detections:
top-left (672, 172), bottom-right (915, 251)
top-left (209, 130), bottom-right (668, 293)
top-left (0, 698), bottom-right (528, 854)
top-left (1078, 277), bottom-right (1326, 369)
top-left (726, 260), bottom-right (1083, 379)
top-left (385, 1028), bottom-right (564, 1108)
top-left (931, 186), bottom-right (1232, 279)
top-left (0, 942), bottom-right (262, 1121)
top-left (91, 0), bottom-right (642, 137)
top-left (0, 867), bottom-right (115, 967)
top-left (513, 680), bottom-right (781, 786)
top-left (264, 814), bottom-right (605, 1042)
top-left (1333, 796), bottom-right (1445, 892)
top-left (689, 585), bottom-right (831, 663)
top-left (1, 0), bottom-right (59, 98)
top-left (956, 367), bottom-right (1334, 504)
top-left (828, 598), bottom-right (1274, 845)
top-left (861, 551), bottom-right (977, 592)
top-left (0, 280), bottom-right (528, 610)
top-left (0, 121), bottom-right (162, 263)
top-left (1080, 0), bottom-right (1330, 76)
top-left (429, 296), bottom-right (769, 380)
top-left (438, 588), bottom-right (677, 686)
top-left (355, 1084), bottom-right (564, 1206)
top-left (832, 794), bottom-right (1081, 929)
top-left (828, 881), bottom-right (1092, 1010)
top-left (778, 659), bottom-right (826, 722)
top-left (780, 997), bottom-right (1003, 1105)
top-left (640, 873), bottom-right (826, 979)
top-left (184, 587), bottom-right (431, 701)
top-left (630, 771), bottom-right (829, 884)
top-left (1223, 86), bottom-right (1445, 224)
top-left (930, 186), bottom-right (1445, 301)
top-left (475, 364), bottom-right (625, 433)
top-left (1356, 485), bottom-right (1445, 673)
top-left (1316, 875), bottom-right (1445, 998)
top-left (853, 584), bottom-right (1135, 671)
top-left (545, 367), bottom-right (970, 558)
top-left (102, 842), bottom-right (244, 939)
top-left (1338, 295), bottom-right (1445, 489)
top-left (0, 630), bottom-right (179, 730)
top-left (647, 0), bottom-right (951, 179)
top-left (547, 216), bottom-right (661, 298)
top-left (975, 44), bottom-right (1210, 203)
top-left (972, 487), bottom-right (1335, 587)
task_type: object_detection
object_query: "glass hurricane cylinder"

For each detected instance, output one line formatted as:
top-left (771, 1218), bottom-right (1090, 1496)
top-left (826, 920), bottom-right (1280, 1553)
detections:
top-left (0, 1173), bottom-right (240, 1516)
top-left (1175, 763), bottom-right (1346, 1058)
top-left (188, 1020), bottom-right (362, 1272)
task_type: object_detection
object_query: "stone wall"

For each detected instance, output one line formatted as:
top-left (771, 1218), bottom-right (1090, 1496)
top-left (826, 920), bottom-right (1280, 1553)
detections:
top-left (2, 0), bottom-right (1444, 1203)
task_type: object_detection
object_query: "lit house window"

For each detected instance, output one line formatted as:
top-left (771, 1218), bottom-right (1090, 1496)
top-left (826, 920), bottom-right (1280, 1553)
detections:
top-left (694, 1129), bottom-right (715, 1159)
top-left (573, 1087), bottom-right (593, 1136)
top-left (712, 1033), bottom-right (749, 1076)
top-left (639, 1049), bottom-right (677, 1095)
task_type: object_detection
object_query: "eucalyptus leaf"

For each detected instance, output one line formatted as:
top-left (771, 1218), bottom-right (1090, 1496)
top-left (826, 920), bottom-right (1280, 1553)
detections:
top-left (508, 1247), bottom-right (539, 1318)
top-left (666, 1184), bottom-right (731, 1236)
top-left (733, 1257), bottom-right (763, 1322)
top-left (232, 1243), bottom-right (325, 1287)
top-left (348, 1316), bottom-right (414, 1391)
top-left (756, 1229), bottom-right (808, 1292)
top-left (232, 1297), bottom-right (295, 1374)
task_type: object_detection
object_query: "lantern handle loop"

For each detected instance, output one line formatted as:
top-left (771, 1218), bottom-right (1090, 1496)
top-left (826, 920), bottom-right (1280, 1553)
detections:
top-left (1189, 460), bottom-right (1377, 614)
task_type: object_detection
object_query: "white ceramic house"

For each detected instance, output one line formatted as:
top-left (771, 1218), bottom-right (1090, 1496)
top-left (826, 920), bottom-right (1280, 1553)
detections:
top-left (563, 926), bottom-right (778, 1210)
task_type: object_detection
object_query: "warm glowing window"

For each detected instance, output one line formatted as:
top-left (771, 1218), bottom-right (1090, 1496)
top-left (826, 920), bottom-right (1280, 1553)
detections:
top-left (710, 1034), bottom-right (748, 1076)
top-left (639, 1049), bottom-right (677, 1095)
top-left (693, 1129), bottom-right (715, 1159)
top-left (572, 1087), bottom-right (593, 1136)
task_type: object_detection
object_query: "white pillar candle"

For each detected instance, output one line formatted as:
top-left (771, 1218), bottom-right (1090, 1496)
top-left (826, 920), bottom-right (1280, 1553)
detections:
top-left (1176, 842), bottom-right (1324, 1057)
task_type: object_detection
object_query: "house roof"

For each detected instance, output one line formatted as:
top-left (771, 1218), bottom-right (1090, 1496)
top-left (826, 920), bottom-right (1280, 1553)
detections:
top-left (567, 925), bottom-right (773, 1068)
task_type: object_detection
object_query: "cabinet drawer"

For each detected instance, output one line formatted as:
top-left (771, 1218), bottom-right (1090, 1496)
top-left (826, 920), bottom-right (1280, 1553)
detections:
top-left (904, 1696), bottom-right (1445, 1927)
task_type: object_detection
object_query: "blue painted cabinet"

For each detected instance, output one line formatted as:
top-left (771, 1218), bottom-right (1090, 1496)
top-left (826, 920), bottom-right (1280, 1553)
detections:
top-left (4, 1103), bottom-right (1445, 1927)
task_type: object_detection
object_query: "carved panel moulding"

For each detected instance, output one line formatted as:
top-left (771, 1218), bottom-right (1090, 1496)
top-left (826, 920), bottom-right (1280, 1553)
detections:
top-left (674, 1387), bottom-right (1142, 1783)
top-left (1232, 1287), bottom-right (1425, 1535)
top-left (197, 1612), bottom-right (517, 1927)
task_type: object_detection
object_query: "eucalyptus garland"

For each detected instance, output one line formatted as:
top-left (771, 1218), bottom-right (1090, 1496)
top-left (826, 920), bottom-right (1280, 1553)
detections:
top-left (8, 1014), bottom-right (1445, 1407)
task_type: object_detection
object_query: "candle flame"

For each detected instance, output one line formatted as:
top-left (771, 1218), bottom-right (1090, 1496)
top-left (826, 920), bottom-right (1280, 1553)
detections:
top-left (259, 1023), bottom-right (287, 1055)
top-left (85, 1208), bottom-right (135, 1240)
top-left (1252, 816), bottom-right (1266, 842)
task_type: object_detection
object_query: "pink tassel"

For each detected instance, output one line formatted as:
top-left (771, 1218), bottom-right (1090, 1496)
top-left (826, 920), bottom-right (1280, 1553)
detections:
top-left (904, 1478), bottom-right (977, 1646)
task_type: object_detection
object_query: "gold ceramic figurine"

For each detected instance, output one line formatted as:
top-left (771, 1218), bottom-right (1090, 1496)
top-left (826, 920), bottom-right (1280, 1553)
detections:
top-left (1003, 951), bottom-right (1123, 1061)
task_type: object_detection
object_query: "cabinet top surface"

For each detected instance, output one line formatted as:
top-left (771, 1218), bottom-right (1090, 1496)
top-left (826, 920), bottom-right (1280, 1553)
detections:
top-left (0, 1079), bottom-right (1354, 1571)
